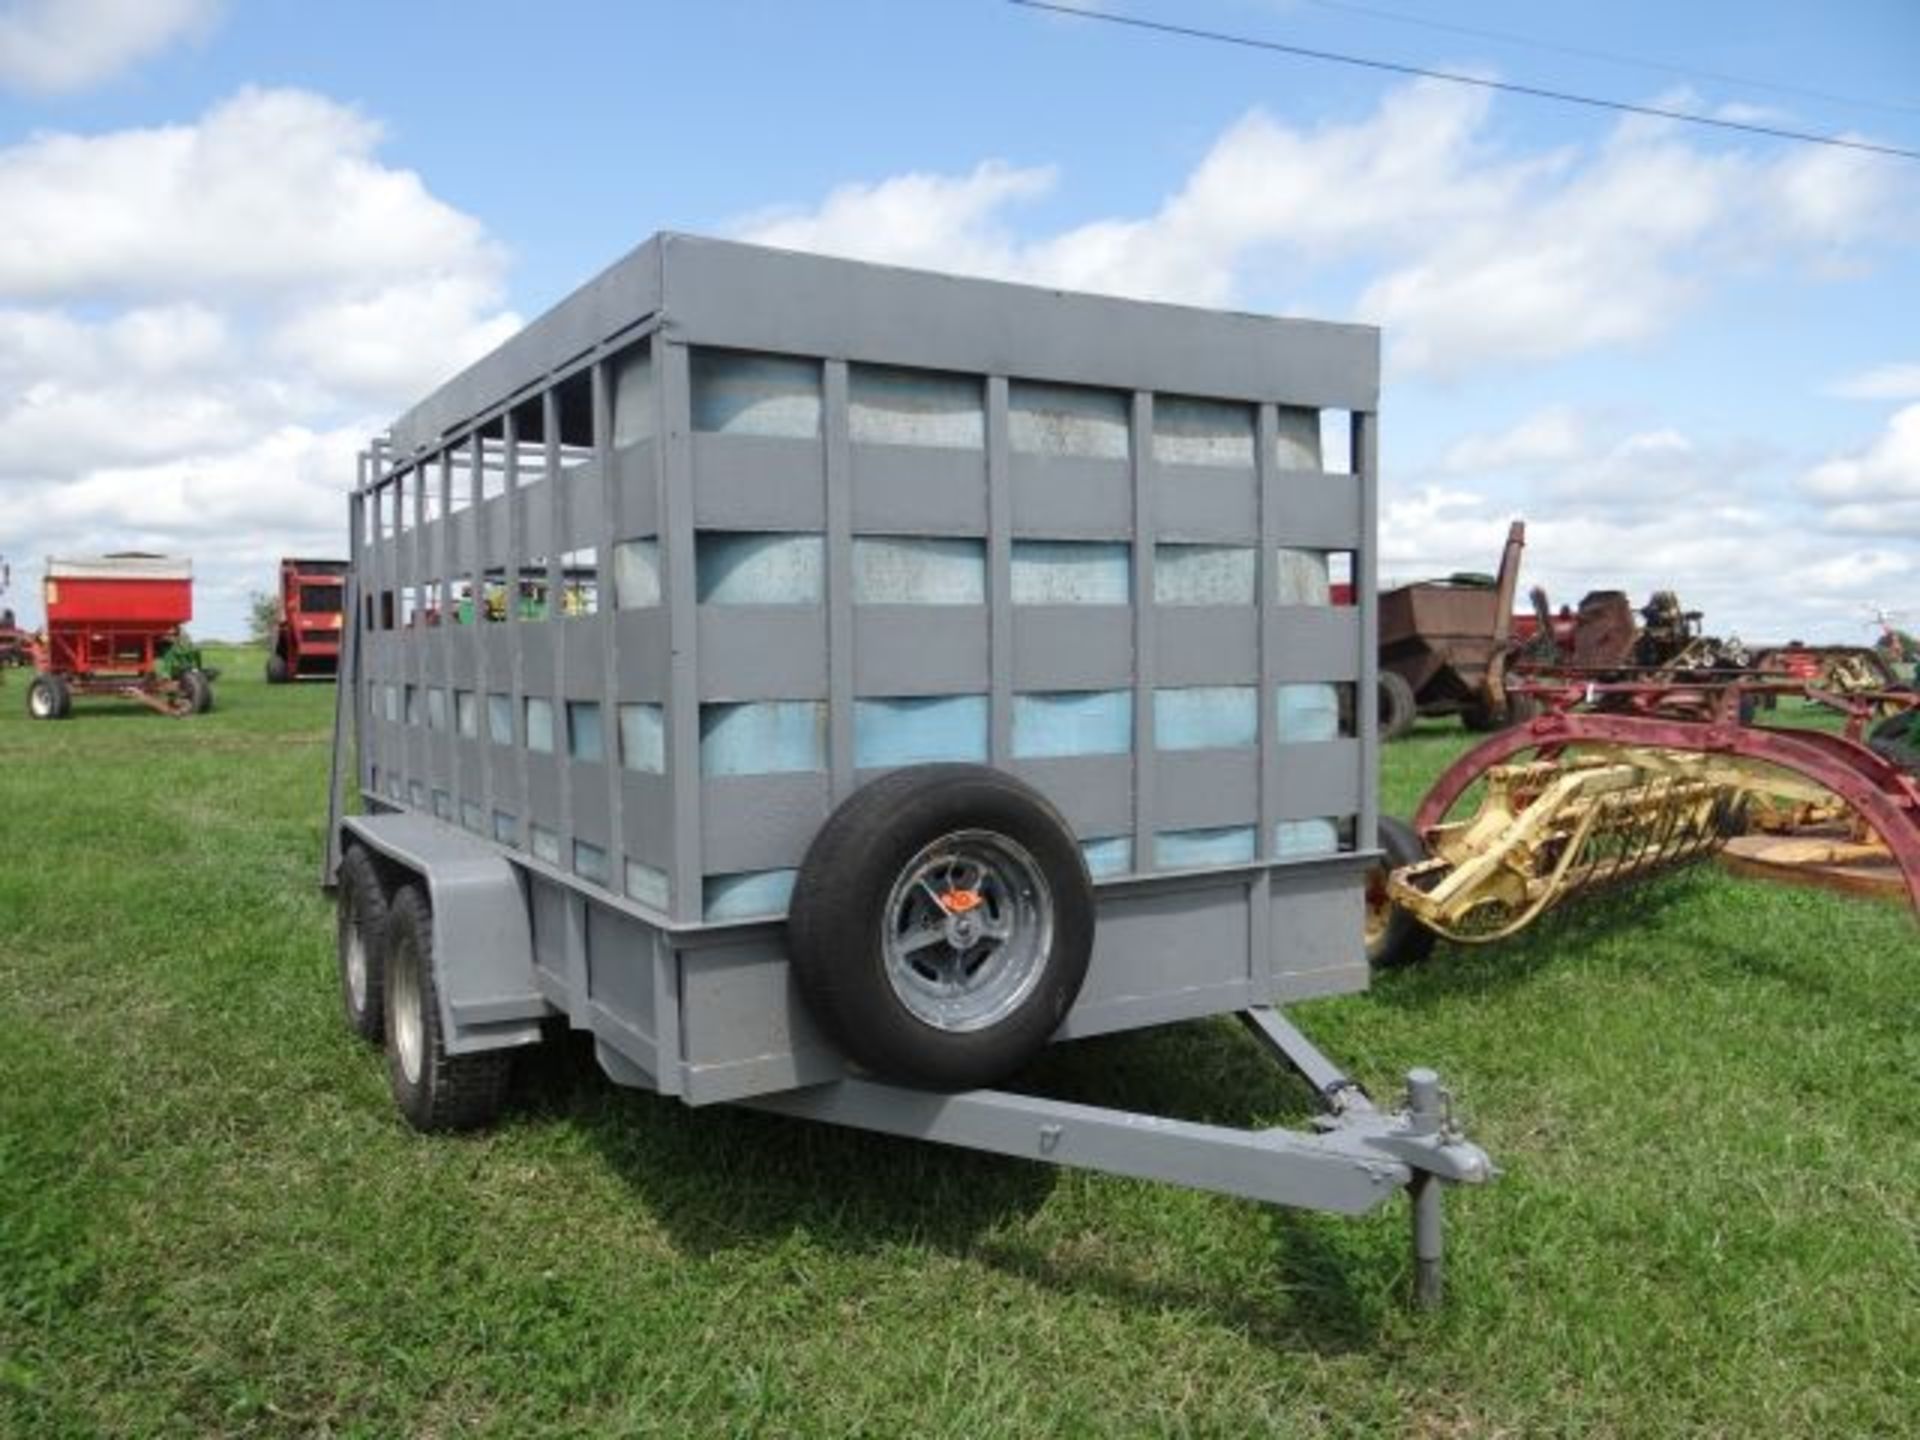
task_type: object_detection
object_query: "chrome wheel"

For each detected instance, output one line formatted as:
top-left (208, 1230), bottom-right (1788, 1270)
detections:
top-left (881, 829), bottom-right (1054, 1033)
top-left (390, 933), bottom-right (425, 1085)
top-left (28, 681), bottom-right (53, 718)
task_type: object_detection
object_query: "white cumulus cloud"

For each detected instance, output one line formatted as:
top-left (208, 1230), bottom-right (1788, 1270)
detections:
top-left (0, 88), bottom-right (520, 635)
top-left (738, 78), bottom-right (1905, 378)
top-left (1803, 403), bottom-right (1920, 537)
top-left (1826, 362), bottom-right (1920, 401)
top-left (0, 0), bottom-right (219, 93)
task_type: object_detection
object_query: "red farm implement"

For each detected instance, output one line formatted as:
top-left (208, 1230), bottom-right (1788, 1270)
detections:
top-left (22, 554), bottom-right (215, 719)
top-left (266, 558), bottom-right (348, 683)
top-left (1364, 674), bottom-right (1920, 962)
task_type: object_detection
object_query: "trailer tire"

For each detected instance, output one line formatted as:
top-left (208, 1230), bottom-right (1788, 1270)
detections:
top-left (1365, 816), bottom-right (1437, 970)
top-left (181, 668), bottom-right (214, 714)
top-left (382, 885), bottom-right (511, 1132)
top-left (1378, 671), bottom-right (1417, 741)
top-left (336, 846), bottom-right (390, 1044)
top-left (266, 652), bottom-right (290, 685)
top-left (787, 765), bottom-right (1095, 1091)
top-left (26, 672), bottom-right (70, 720)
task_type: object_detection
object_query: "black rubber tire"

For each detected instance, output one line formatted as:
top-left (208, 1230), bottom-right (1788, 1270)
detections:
top-left (382, 885), bottom-right (512, 1132)
top-left (1365, 816), bottom-right (1438, 970)
top-left (786, 764), bottom-right (1096, 1090)
top-left (336, 846), bottom-right (390, 1044)
top-left (1460, 697), bottom-right (1503, 732)
top-left (266, 652), bottom-right (290, 685)
top-left (1377, 671), bottom-right (1418, 741)
top-left (26, 672), bottom-right (70, 720)
top-left (181, 669), bottom-right (214, 714)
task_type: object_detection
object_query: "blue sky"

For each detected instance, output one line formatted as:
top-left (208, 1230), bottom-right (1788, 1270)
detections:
top-left (1, 0), bottom-right (1915, 640)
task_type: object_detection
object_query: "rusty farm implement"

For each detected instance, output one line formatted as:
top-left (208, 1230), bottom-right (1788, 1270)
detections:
top-left (1367, 675), bottom-right (1920, 963)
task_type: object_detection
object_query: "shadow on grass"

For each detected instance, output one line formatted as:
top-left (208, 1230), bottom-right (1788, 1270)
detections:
top-left (1371, 868), bottom-right (1712, 1011)
top-left (510, 1018), bottom-right (1388, 1353)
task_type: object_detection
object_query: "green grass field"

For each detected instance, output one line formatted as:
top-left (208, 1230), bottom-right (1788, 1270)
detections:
top-left (2, 650), bottom-right (1915, 1437)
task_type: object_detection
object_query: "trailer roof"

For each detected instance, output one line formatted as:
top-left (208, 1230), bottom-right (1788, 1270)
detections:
top-left (47, 554), bottom-right (191, 580)
top-left (384, 232), bottom-right (1380, 460)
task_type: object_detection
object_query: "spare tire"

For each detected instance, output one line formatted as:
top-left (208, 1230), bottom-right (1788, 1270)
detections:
top-left (787, 764), bottom-right (1095, 1090)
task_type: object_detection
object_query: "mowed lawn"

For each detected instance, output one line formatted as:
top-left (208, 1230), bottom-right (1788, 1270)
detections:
top-left (2, 648), bottom-right (1915, 1437)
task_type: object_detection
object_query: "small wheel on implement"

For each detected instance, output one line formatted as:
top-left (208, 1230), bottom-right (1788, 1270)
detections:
top-left (26, 672), bottom-right (70, 720)
top-left (180, 669), bottom-right (214, 714)
top-left (336, 845), bottom-right (390, 1044)
top-left (1364, 816), bottom-right (1437, 970)
top-left (266, 652), bottom-right (290, 685)
top-left (786, 764), bottom-right (1095, 1090)
top-left (383, 884), bottom-right (511, 1132)
top-left (1460, 698), bottom-right (1503, 732)
top-left (1378, 671), bottom-right (1417, 741)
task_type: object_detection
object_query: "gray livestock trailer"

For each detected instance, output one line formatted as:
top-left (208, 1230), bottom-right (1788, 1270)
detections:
top-left (323, 234), bottom-right (1490, 1303)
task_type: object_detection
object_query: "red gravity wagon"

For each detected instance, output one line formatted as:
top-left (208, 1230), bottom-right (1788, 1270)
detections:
top-left (23, 553), bottom-right (216, 719)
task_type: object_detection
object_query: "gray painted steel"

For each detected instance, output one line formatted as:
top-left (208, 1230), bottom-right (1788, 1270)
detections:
top-left (330, 234), bottom-right (1489, 1300)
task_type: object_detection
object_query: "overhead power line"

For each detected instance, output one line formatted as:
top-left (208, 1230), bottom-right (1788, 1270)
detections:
top-left (1296, 0), bottom-right (1920, 120)
top-left (1006, 0), bottom-right (1920, 162)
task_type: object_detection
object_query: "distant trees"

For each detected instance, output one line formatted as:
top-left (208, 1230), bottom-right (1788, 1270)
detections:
top-left (248, 590), bottom-right (282, 646)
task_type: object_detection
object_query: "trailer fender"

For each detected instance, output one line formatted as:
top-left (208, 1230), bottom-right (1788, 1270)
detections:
top-left (340, 812), bottom-right (547, 1054)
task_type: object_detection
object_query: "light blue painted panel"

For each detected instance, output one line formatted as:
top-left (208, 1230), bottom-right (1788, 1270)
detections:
top-left (574, 840), bottom-right (611, 887)
top-left (1082, 835), bottom-right (1134, 878)
top-left (852, 536), bottom-right (985, 604)
top-left (486, 693), bottom-right (513, 745)
top-left (618, 703), bottom-right (665, 773)
top-left (697, 532), bottom-right (824, 604)
top-left (455, 690), bottom-right (478, 739)
top-left (1276, 406), bottom-right (1323, 470)
top-left (1155, 825), bottom-right (1257, 868)
top-left (1274, 818), bottom-right (1341, 858)
top-left (1012, 690), bottom-right (1132, 758)
top-left (1154, 395), bottom-right (1254, 468)
top-left (461, 800), bottom-right (484, 834)
top-left (530, 823), bottom-right (561, 864)
top-left (613, 538), bottom-right (661, 608)
top-left (849, 364), bottom-right (984, 449)
top-left (492, 809), bottom-right (518, 845)
top-left (1154, 686), bottom-right (1257, 751)
top-left (1009, 380), bottom-right (1130, 459)
top-left (690, 350), bottom-right (821, 438)
top-left (626, 859), bottom-right (669, 910)
top-left (568, 701), bottom-right (604, 762)
top-left (1010, 540), bottom-right (1130, 605)
top-left (703, 868), bottom-right (798, 921)
top-left (1155, 544), bottom-right (1255, 605)
top-left (1276, 547), bottom-right (1331, 606)
top-left (855, 695), bottom-right (989, 768)
top-left (1276, 683), bottom-right (1341, 743)
top-left (612, 345), bottom-right (654, 447)
top-left (525, 697), bottom-right (555, 754)
top-left (701, 700), bottom-right (827, 776)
